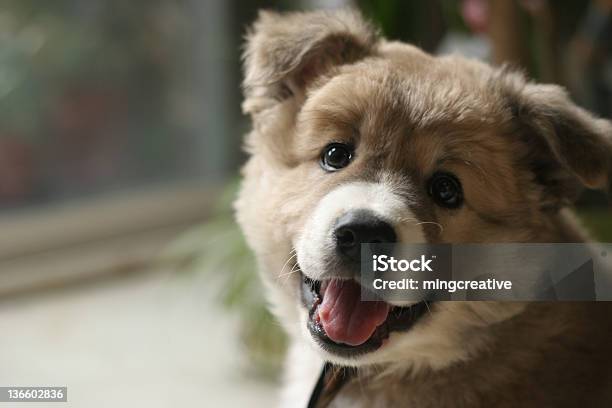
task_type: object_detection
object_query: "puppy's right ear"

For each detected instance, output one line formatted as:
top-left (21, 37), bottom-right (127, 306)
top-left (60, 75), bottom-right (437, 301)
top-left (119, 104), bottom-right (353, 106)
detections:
top-left (242, 9), bottom-right (379, 115)
top-left (503, 74), bottom-right (612, 207)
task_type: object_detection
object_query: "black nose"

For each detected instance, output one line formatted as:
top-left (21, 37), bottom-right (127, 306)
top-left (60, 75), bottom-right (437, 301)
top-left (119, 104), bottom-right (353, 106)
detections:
top-left (334, 210), bottom-right (397, 262)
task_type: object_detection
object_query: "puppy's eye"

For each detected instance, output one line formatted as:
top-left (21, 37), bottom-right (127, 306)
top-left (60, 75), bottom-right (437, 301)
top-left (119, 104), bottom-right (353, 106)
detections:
top-left (320, 143), bottom-right (353, 171)
top-left (427, 172), bottom-right (463, 209)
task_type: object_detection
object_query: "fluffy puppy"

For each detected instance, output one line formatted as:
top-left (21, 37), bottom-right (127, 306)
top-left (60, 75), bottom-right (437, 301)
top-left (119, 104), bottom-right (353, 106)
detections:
top-left (235, 9), bottom-right (612, 408)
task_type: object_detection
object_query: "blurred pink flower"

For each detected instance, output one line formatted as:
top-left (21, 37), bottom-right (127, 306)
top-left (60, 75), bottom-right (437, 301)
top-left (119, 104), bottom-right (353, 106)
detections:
top-left (462, 0), bottom-right (489, 33)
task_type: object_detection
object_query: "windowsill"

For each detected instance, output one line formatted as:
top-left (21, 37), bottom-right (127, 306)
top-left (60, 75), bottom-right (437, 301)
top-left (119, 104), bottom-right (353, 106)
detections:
top-left (0, 182), bottom-right (218, 260)
top-left (0, 182), bottom-right (220, 298)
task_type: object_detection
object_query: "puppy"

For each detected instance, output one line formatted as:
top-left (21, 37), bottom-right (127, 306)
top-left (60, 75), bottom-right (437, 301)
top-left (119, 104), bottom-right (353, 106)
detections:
top-left (235, 9), bottom-right (612, 408)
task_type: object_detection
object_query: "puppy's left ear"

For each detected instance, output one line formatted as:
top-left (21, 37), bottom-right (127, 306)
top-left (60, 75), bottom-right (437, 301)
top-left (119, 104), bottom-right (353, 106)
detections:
top-left (510, 80), bottom-right (612, 203)
top-left (242, 9), bottom-right (379, 115)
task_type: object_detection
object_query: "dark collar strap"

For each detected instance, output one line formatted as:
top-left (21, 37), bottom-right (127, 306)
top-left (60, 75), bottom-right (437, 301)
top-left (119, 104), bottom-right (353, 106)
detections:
top-left (307, 362), bottom-right (355, 408)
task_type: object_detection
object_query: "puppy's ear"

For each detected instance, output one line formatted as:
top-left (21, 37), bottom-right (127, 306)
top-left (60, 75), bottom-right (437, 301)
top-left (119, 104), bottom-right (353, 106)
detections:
top-left (507, 76), bottom-right (612, 208)
top-left (242, 9), bottom-right (379, 114)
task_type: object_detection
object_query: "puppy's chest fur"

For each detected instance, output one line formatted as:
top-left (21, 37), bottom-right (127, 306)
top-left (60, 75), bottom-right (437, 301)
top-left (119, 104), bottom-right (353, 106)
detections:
top-left (319, 303), bottom-right (612, 408)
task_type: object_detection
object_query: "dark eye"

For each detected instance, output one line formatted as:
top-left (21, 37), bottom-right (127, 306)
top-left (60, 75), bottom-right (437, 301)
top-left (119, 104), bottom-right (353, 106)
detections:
top-left (427, 172), bottom-right (463, 209)
top-left (320, 143), bottom-right (353, 171)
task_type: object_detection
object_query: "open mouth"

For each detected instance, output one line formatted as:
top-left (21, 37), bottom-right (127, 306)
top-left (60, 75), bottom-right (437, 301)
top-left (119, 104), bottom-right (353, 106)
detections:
top-left (301, 274), bottom-right (431, 358)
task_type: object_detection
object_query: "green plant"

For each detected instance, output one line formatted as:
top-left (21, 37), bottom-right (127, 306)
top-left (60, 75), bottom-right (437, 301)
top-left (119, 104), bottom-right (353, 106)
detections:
top-left (163, 182), bottom-right (287, 379)
top-left (578, 209), bottom-right (612, 242)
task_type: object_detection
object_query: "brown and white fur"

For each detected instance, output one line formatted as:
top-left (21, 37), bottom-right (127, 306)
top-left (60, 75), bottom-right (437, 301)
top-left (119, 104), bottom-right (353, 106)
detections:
top-left (235, 9), bottom-right (612, 408)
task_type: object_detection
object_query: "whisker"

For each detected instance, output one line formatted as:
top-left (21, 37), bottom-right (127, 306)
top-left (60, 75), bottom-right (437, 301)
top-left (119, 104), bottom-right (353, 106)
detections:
top-left (277, 251), bottom-right (298, 281)
top-left (280, 263), bottom-right (300, 278)
top-left (424, 300), bottom-right (433, 315)
top-left (398, 216), bottom-right (418, 223)
top-left (415, 221), bottom-right (444, 233)
top-left (278, 260), bottom-right (302, 282)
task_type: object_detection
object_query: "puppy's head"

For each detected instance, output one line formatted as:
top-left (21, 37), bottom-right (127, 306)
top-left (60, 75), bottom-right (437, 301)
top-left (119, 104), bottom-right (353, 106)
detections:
top-left (236, 9), bottom-right (612, 370)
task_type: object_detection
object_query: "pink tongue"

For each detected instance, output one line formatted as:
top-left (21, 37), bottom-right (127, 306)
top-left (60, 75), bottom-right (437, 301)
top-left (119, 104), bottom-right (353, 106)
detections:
top-left (318, 279), bottom-right (389, 346)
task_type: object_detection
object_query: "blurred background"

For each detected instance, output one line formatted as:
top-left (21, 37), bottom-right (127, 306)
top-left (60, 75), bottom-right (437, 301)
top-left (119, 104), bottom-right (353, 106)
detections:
top-left (0, 0), bottom-right (610, 406)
